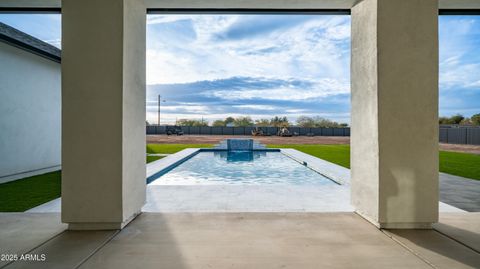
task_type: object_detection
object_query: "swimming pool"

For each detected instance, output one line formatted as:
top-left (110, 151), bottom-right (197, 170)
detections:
top-left (148, 150), bottom-right (336, 186)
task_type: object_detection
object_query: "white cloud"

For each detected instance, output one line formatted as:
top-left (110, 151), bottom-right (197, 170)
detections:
top-left (439, 17), bottom-right (480, 91)
top-left (146, 15), bottom-right (351, 85)
top-left (204, 78), bottom-right (349, 101)
top-left (145, 14), bottom-right (353, 123)
top-left (232, 105), bottom-right (277, 110)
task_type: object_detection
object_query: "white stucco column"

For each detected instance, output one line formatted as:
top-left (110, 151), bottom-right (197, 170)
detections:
top-left (62, 0), bottom-right (146, 230)
top-left (351, 0), bottom-right (439, 229)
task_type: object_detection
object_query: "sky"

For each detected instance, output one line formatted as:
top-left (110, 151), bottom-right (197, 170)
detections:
top-left (0, 14), bottom-right (479, 125)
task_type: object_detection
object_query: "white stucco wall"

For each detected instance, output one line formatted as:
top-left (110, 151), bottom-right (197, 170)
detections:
top-left (0, 42), bottom-right (61, 182)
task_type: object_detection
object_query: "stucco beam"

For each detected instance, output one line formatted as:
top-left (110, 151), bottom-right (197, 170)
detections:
top-left (1, 0), bottom-right (480, 10)
top-left (0, 0), bottom-right (60, 9)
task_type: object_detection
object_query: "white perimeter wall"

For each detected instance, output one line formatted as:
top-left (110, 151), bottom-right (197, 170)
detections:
top-left (0, 42), bottom-right (61, 182)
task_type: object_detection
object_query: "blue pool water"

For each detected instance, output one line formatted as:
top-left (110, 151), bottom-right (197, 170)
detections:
top-left (149, 151), bottom-right (335, 185)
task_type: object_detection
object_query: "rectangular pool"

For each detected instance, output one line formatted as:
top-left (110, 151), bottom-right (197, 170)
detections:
top-left (149, 150), bottom-right (336, 186)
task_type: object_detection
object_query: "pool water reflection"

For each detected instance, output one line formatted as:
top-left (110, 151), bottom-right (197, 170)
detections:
top-left (149, 151), bottom-right (335, 186)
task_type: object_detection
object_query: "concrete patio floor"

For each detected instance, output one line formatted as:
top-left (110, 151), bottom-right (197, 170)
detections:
top-left (0, 212), bottom-right (479, 269)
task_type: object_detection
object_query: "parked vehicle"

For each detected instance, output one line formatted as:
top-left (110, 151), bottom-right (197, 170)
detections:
top-left (251, 127), bottom-right (265, 136)
top-left (166, 126), bottom-right (184, 136)
top-left (277, 127), bottom-right (293, 137)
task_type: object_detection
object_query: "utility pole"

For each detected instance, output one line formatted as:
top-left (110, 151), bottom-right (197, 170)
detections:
top-left (158, 95), bottom-right (165, 126)
top-left (158, 95), bottom-right (161, 126)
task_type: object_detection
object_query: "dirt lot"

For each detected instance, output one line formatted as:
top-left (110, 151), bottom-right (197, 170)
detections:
top-left (439, 143), bottom-right (480, 155)
top-left (147, 135), bottom-right (350, 145)
top-left (147, 135), bottom-right (480, 154)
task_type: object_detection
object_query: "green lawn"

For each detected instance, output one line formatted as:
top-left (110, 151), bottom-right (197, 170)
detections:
top-left (268, 144), bottom-right (351, 168)
top-left (2, 143), bottom-right (477, 212)
top-left (439, 151), bottom-right (480, 180)
top-left (147, 144), bottom-right (213, 154)
top-left (147, 144), bottom-right (214, 164)
top-left (269, 144), bottom-right (480, 181)
top-left (147, 155), bottom-right (165, 163)
top-left (0, 170), bottom-right (61, 212)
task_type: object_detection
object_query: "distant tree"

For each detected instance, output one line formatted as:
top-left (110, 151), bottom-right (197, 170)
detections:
top-left (233, 116), bottom-right (253, 127)
top-left (439, 114), bottom-right (466, 125)
top-left (314, 117), bottom-right (339, 127)
top-left (439, 117), bottom-right (453, 124)
top-left (255, 118), bottom-right (271, 126)
top-left (176, 119), bottom-right (208, 127)
top-left (471, 113), bottom-right (480, 126)
top-left (224, 117), bottom-right (235, 125)
top-left (450, 114), bottom-right (465, 124)
top-left (459, 118), bottom-right (472, 125)
top-left (296, 116), bottom-right (316, 127)
top-left (296, 116), bottom-right (347, 128)
top-left (270, 116), bottom-right (289, 127)
top-left (212, 120), bottom-right (226, 127)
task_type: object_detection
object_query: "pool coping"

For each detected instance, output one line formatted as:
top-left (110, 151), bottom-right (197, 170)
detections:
top-left (26, 149), bottom-right (465, 213)
top-left (146, 148), bottom-right (350, 185)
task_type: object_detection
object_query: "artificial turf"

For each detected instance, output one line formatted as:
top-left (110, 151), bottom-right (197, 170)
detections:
top-left (0, 154), bottom-right (165, 212)
top-left (0, 170), bottom-right (61, 212)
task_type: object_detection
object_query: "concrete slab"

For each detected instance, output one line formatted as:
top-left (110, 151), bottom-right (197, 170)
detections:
top-left (439, 202), bottom-right (467, 213)
top-left (0, 213), bottom-right (66, 268)
top-left (26, 194), bottom-right (463, 214)
top-left (434, 212), bottom-right (480, 252)
top-left (4, 230), bottom-right (118, 269)
top-left (26, 198), bottom-right (62, 213)
top-left (383, 229), bottom-right (480, 269)
top-left (143, 185), bottom-right (354, 212)
top-left (1, 213), bottom-right (478, 268)
top-left (78, 213), bottom-right (433, 269)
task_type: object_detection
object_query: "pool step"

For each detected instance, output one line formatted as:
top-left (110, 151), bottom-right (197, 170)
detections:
top-left (214, 139), bottom-right (266, 150)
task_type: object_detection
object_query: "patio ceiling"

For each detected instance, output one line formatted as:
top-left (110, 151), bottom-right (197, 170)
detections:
top-left (1, 0), bottom-right (480, 10)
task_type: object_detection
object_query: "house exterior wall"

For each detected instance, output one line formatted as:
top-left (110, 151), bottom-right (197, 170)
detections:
top-left (0, 41), bottom-right (61, 183)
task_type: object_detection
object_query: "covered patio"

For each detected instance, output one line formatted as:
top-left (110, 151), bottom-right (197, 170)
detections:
top-left (1, 212), bottom-right (479, 268)
top-left (1, 0), bottom-right (479, 268)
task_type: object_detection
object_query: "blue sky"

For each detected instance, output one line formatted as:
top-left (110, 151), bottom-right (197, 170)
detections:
top-left (1, 14), bottom-right (479, 125)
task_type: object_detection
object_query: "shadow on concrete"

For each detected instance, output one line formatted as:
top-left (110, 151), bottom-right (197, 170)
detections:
top-left (386, 228), bottom-right (480, 268)
top-left (3, 212), bottom-right (479, 268)
top-left (4, 230), bottom-right (117, 269)
top-left (2, 213), bottom-right (188, 269)
top-left (434, 222), bottom-right (480, 252)
top-left (74, 213), bottom-right (189, 269)
top-left (0, 213), bottom-right (66, 268)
